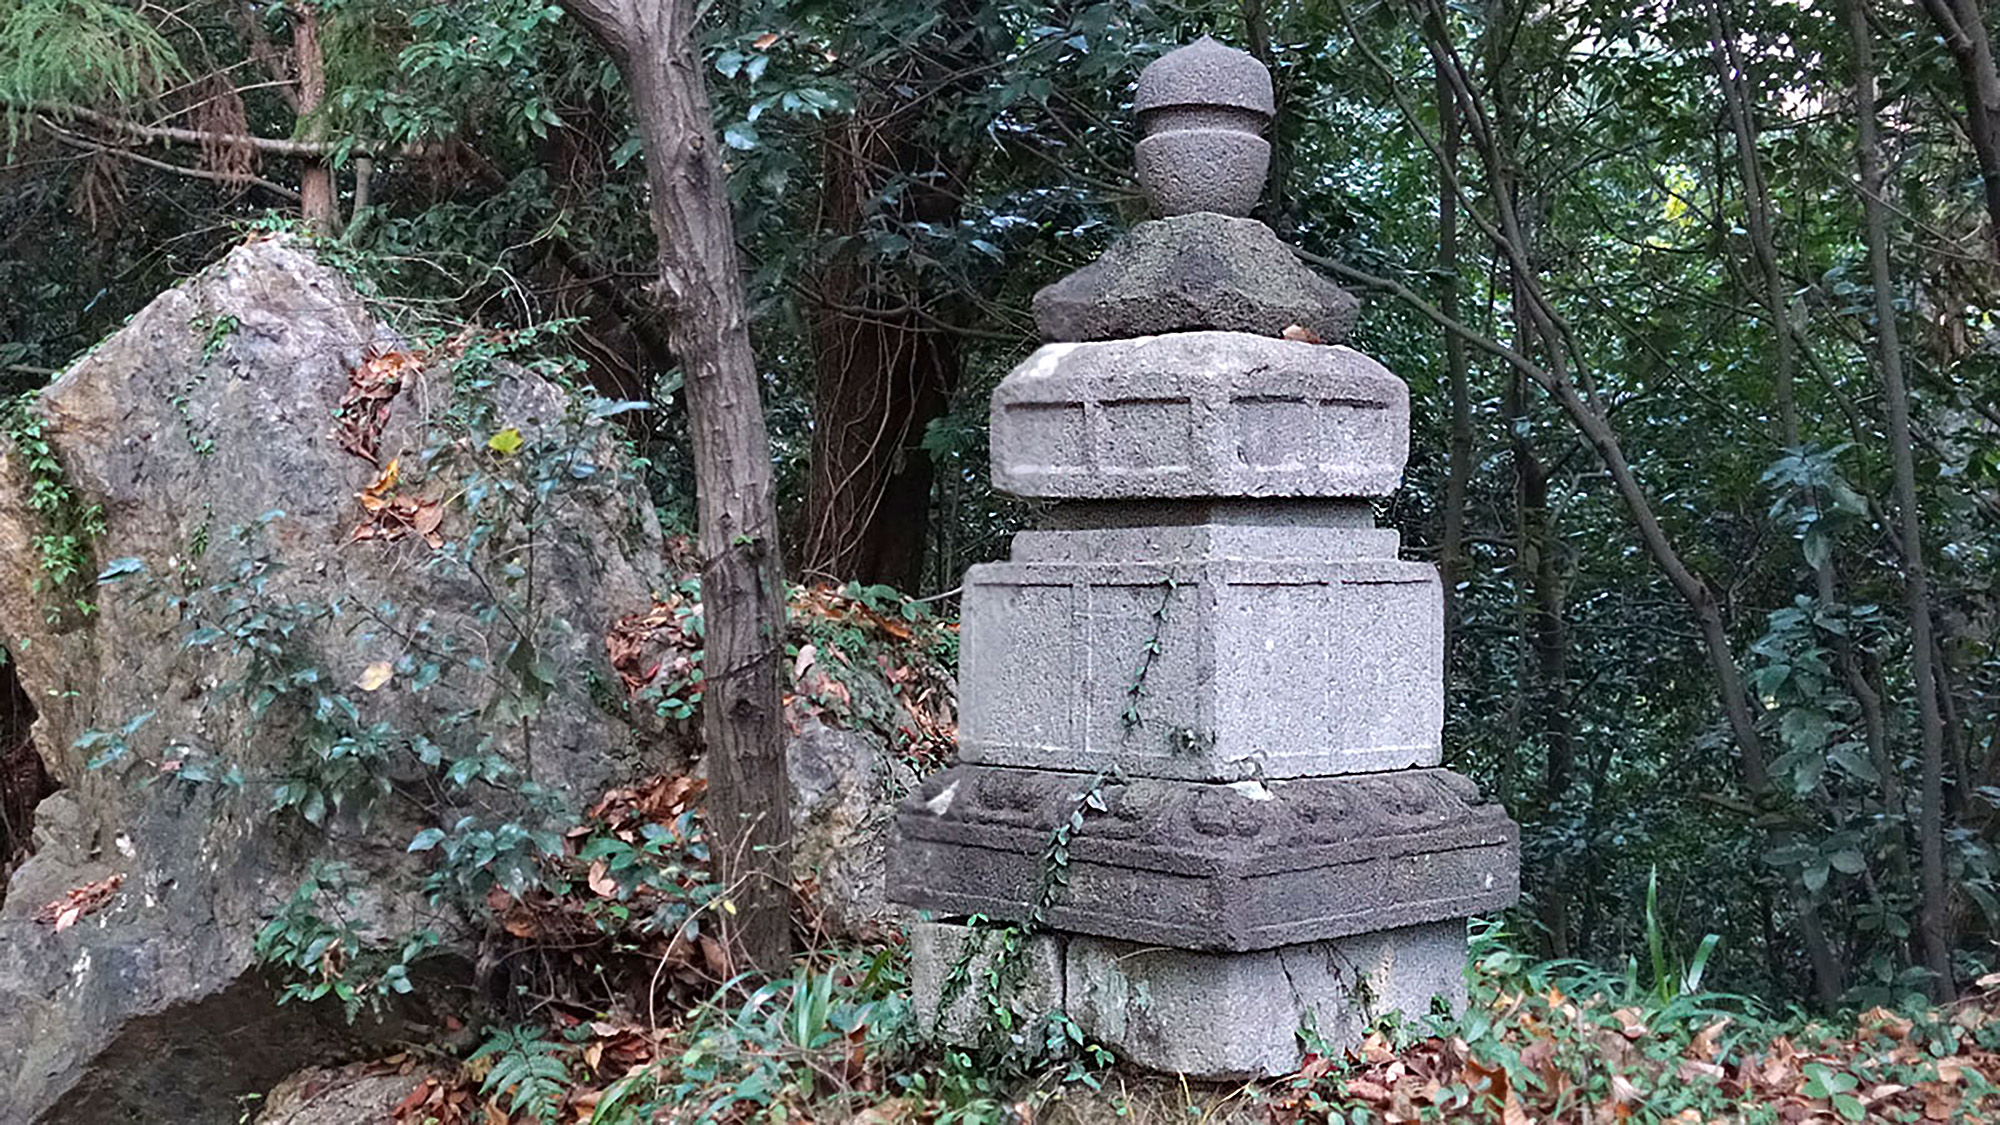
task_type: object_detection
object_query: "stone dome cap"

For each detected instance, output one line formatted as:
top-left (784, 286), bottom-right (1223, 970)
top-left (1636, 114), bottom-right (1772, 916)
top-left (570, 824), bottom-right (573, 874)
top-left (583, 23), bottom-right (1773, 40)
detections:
top-left (1133, 36), bottom-right (1275, 118)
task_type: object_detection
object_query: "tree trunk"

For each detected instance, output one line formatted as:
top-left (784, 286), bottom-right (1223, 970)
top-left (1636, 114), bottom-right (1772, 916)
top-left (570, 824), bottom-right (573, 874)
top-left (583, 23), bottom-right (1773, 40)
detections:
top-left (799, 112), bottom-right (965, 591)
top-left (1509, 358), bottom-right (1572, 957)
top-left (1711, 0), bottom-right (1854, 1004)
top-left (1918, 0), bottom-right (2000, 258)
top-left (291, 3), bottom-right (336, 234)
top-left (1843, 0), bottom-right (1956, 1001)
top-left (1708, 0), bottom-right (1797, 444)
top-left (1435, 47), bottom-right (1472, 645)
top-left (559, 0), bottom-right (793, 976)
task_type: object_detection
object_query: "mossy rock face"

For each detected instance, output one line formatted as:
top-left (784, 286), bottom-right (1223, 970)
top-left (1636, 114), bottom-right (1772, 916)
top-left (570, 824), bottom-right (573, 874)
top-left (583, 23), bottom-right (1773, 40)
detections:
top-left (0, 237), bottom-right (667, 1123)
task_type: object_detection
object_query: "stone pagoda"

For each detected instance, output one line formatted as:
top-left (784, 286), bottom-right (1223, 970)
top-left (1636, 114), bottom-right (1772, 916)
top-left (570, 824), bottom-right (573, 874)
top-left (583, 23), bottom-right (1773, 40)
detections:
top-left (887, 37), bottom-right (1520, 1079)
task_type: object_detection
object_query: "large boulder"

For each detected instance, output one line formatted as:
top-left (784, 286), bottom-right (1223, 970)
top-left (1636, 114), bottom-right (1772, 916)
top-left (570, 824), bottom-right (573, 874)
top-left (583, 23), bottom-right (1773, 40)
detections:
top-left (788, 717), bottom-right (918, 940)
top-left (0, 236), bottom-right (668, 1122)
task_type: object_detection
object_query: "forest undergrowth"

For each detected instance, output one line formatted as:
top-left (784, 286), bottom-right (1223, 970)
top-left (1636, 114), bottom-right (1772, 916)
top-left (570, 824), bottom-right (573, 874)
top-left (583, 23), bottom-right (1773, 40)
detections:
top-left (292, 733), bottom-right (2000, 1125)
top-left (311, 822), bottom-right (2000, 1125)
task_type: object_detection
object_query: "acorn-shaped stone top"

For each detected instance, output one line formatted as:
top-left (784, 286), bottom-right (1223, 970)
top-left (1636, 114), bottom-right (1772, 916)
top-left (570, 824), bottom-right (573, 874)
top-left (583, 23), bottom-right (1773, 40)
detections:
top-left (1134, 37), bottom-right (1274, 217)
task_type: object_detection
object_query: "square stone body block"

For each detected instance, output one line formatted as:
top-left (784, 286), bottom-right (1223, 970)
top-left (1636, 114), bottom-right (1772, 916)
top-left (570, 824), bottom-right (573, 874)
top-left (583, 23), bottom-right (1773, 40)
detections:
top-left (957, 532), bottom-right (1443, 783)
top-left (990, 332), bottom-right (1409, 501)
top-left (907, 920), bottom-right (1466, 1081)
top-left (889, 766), bottom-right (1518, 952)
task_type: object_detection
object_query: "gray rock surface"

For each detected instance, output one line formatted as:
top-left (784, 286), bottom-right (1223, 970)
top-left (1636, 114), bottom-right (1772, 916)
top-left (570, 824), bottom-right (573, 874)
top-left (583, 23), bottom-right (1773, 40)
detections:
top-left (990, 331), bottom-right (1404, 500)
top-left (787, 717), bottom-right (918, 940)
top-left (1133, 37), bottom-right (1274, 117)
top-left (254, 1064), bottom-right (430, 1125)
top-left (1031, 216), bottom-right (1359, 343)
top-left (1067, 922), bottom-right (1466, 1078)
top-left (890, 767), bottom-right (1518, 950)
top-left (0, 236), bottom-right (666, 1123)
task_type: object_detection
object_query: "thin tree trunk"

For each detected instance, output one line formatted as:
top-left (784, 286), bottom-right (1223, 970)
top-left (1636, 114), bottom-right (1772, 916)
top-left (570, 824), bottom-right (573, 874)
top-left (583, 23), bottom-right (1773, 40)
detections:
top-left (1509, 357), bottom-right (1571, 957)
top-left (1708, 0), bottom-right (1797, 444)
top-left (1917, 0), bottom-right (2000, 257)
top-left (1436, 44), bottom-right (1472, 644)
top-left (1843, 0), bottom-right (1956, 1001)
top-left (291, 2), bottom-right (335, 234)
top-left (559, 0), bottom-right (793, 976)
top-left (1242, 0), bottom-right (1286, 217)
top-left (1711, 0), bottom-right (1857, 1003)
top-left (1372, 0), bottom-right (1776, 795)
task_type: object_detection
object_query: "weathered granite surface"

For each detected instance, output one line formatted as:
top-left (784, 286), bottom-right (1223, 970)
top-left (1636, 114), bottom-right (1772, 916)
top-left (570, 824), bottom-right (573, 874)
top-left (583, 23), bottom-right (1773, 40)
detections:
top-left (1031, 217), bottom-right (1360, 344)
top-left (0, 238), bottom-right (668, 1123)
top-left (957, 553), bottom-right (1444, 780)
top-left (1068, 922), bottom-right (1466, 1078)
top-left (891, 35), bottom-right (1520, 1074)
top-left (1132, 37), bottom-right (1274, 218)
top-left (889, 766), bottom-right (1518, 951)
top-left (911, 918), bottom-right (1467, 1079)
top-left (990, 332), bottom-right (1403, 499)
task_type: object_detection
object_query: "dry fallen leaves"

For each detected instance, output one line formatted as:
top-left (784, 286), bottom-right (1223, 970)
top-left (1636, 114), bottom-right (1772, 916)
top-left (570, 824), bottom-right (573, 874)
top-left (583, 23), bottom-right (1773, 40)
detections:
top-left (1268, 982), bottom-right (2000, 1124)
top-left (37, 873), bottom-right (124, 931)
top-left (335, 348), bottom-right (419, 463)
top-left (350, 458), bottom-right (447, 549)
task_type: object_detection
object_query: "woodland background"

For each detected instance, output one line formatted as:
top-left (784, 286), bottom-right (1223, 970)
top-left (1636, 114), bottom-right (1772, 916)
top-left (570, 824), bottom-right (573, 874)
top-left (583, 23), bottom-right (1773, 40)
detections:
top-left (3, 0), bottom-right (1999, 1019)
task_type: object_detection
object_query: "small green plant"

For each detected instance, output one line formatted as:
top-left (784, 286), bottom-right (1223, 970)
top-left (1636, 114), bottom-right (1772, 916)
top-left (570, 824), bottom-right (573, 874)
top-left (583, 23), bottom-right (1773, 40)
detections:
top-left (471, 1025), bottom-right (572, 1124)
top-left (198, 312), bottom-right (238, 361)
top-left (929, 771), bottom-right (1117, 1093)
top-left (1642, 865), bottom-right (1720, 1003)
top-left (253, 860), bottom-right (440, 1020)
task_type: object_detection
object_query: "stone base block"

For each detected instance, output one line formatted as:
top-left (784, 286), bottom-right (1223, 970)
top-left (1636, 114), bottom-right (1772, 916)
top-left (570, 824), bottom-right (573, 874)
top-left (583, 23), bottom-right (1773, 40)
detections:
top-left (906, 920), bottom-right (1466, 1080)
top-left (891, 766), bottom-right (1517, 951)
top-left (1067, 922), bottom-right (1466, 1079)
top-left (908, 922), bottom-right (1065, 1044)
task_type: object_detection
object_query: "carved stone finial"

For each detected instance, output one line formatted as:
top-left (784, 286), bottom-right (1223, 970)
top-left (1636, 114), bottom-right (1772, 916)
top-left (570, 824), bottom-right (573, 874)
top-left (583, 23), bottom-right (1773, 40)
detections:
top-left (1133, 37), bottom-right (1275, 217)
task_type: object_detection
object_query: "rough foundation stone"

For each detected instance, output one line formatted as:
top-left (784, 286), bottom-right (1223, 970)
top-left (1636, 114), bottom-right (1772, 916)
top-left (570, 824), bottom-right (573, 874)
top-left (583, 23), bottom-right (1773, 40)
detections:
top-left (1066, 922), bottom-right (1467, 1078)
top-left (908, 922), bottom-right (1065, 1043)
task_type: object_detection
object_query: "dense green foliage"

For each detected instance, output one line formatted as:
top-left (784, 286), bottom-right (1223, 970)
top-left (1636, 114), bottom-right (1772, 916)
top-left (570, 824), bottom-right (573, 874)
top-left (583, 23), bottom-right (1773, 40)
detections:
top-left (3, 0), bottom-right (1999, 1018)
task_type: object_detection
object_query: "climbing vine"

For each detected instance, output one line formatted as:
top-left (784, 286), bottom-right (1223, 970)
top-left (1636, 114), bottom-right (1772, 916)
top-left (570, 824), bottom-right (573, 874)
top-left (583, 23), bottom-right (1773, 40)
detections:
top-left (1120, 572), bottom-right (1179, 730)
top-left (931, 768), bottom-right (1117, 1083)
top-left (2, 391), bottom-right (105, 623)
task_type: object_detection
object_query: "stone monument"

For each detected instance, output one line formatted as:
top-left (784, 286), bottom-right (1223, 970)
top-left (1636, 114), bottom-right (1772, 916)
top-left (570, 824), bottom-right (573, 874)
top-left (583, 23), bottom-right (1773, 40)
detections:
top-left (886, 37), bottom-right (1520, 1079)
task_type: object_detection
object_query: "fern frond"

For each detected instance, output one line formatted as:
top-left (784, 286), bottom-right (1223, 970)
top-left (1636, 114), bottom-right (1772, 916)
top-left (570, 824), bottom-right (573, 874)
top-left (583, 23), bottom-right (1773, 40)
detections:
top-left (0, 0), bottom-right (184, 112)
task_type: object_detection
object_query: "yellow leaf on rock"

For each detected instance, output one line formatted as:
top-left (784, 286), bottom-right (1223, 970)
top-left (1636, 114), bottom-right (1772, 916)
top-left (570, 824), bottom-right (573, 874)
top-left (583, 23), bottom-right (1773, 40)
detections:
top-left (487, 427), bottom-right (524, 455)
top-left (357, 662), bottom-right (394, 691)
